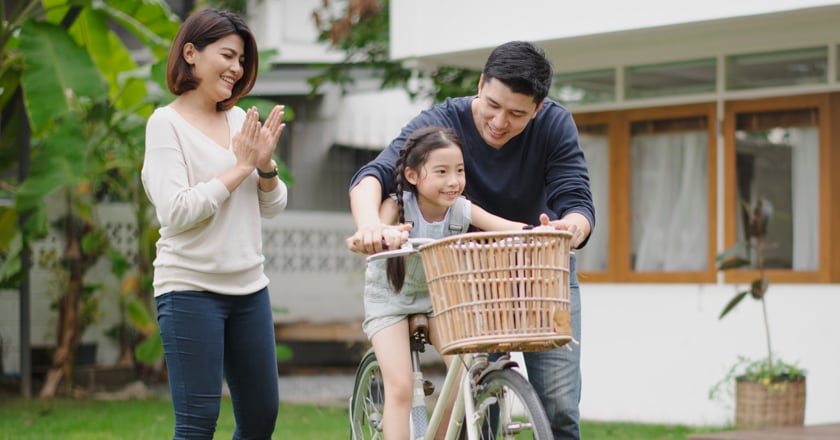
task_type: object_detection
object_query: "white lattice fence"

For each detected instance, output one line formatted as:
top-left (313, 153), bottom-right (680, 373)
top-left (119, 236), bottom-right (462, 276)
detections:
top-left (0, 205), bottom-right (366, 371)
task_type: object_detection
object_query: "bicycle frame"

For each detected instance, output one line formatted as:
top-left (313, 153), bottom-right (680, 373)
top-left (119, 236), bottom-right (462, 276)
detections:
top-left (358, 235), bottom-right (554, 439)
top-left (423, 352), bottom-right (468, 440)
top-left (367, 238), bottom-right (479, 438)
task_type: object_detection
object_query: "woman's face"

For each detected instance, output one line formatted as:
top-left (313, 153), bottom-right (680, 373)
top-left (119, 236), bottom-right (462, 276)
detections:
top-left (184, 33), bottom-right (245, 102)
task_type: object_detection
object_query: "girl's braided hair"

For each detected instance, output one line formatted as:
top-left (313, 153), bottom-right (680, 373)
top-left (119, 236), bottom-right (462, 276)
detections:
top-left (386, 125), bottom-right (463, 291)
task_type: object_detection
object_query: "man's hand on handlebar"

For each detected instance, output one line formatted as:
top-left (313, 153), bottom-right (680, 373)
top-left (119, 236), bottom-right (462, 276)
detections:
top-left (346, 223), bottom-right (413, 254)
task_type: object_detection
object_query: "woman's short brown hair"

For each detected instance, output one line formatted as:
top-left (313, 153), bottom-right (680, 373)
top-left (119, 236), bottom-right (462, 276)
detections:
top-left (166, 9), bottom-right (259, 111)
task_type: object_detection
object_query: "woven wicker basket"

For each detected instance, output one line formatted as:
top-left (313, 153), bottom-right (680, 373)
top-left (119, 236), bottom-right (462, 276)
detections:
top-left (417, 230), bottom-right (573, 355)
top-left (735, 377), bottom-right (806, 429)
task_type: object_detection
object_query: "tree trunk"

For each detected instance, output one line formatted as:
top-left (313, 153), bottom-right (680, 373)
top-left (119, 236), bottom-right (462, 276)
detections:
top-left (113, 320), bottom-right (135, 367)
top-left (38, 274), bottom-right (83, 397)
top-left (39, 210), bottom-right (85, 398)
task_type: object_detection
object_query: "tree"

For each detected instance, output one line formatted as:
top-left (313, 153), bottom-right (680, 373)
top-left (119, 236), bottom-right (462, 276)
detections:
top-left (0, 0), bottom-right (181, 397)
top-left (309, 0), bottom-right (480, 103)
top-left (2, 0), bottom-right (294, 397)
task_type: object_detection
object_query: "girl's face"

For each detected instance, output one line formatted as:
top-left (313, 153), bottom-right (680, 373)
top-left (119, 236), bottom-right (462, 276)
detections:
top-left (183, 33), bottom-right (245, 103)
top-left (405, 144), bottom-right (466, 216)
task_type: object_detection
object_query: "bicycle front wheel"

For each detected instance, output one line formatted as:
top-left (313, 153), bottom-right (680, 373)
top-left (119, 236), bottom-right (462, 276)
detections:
top-left (349, 348), bottom-right (384, 439)
top-left (469, 368), bottom-right (553, 439)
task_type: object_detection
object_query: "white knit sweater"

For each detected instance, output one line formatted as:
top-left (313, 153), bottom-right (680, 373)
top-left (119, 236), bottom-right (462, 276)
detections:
top-left (142, 105), bottom-right (287, 296)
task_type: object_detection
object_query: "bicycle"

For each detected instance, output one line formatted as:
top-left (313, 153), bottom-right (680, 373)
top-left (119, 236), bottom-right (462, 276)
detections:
top-left (349, 230), bottom-right (574, 439)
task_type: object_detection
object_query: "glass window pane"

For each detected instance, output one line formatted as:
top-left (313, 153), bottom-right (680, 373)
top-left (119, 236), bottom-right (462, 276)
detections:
top-left (551, 69), bottom-right (615, 104)
top-left (626, 59), bottom-right (716, 99)
top-left (727, 47), bottom-right (827, 90)
top-left (576, 124), bottom-right (609, 272)
top-left (630, 117), bottom-right (709, 272)
top-left (734, 109), bottom-right (819, 270)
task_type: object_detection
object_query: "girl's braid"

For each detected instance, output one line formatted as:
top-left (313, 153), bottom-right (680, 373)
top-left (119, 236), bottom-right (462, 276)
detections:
top-left (386, 132), bottom-right (423, 292)
top-left (393, 146), bottom-right (408, 226)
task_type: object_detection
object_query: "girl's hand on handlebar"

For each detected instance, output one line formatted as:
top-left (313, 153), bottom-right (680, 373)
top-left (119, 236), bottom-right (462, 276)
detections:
top-left (346, 223), bottom-right (413, 254)
top-left (381, 226), bottom-right (410, 251)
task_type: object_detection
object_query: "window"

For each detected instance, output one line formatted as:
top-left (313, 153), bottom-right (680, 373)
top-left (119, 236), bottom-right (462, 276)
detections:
top-left (551, 69), bottom-right (615, 105)
top-left (574, 94), bottom-right (840, 284)
top-left (726, 47), bottom-right (827, 90)
top-left (316, 145), bottom-right (380, 212)
top-left (575, 123), bottom-right (609, 273)
top-left (723, 95), bottom-right (833, 283)
top-left (734, 109), bottom-right (819, 270)
top-left (629, 115), bottom-right (711, 274)
top-left (575, 104), bottom-right (717, 282)
top-left (626, 59), bottom-right (717, 99)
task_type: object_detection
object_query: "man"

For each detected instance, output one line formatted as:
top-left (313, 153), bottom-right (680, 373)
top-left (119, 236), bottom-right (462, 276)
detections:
top-left (347, 40), bottom-right (594, 439)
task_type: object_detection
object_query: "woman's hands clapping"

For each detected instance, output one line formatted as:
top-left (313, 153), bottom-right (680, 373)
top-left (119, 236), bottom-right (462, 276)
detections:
top-left (223, 105), bottom-right (287, 193)
top-left (231, 106), bottom-right (261, 170)
top-left (256, 105), bottom-right (285, 171)
top-left (231, 105), bottom-right (285, 172)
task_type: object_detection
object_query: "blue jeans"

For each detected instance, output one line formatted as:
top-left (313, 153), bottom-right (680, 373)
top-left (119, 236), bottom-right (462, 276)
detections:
top-left (524, 263), bottom-right (582, 439)
top-left (157, 288), bottom-right (279, 440)
top-left (488, 260), bottom-right (582, 439)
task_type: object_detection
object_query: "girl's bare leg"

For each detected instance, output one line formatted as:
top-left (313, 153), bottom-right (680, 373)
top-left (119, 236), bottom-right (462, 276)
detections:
top-left (371, 319), bottom-right (413, 440)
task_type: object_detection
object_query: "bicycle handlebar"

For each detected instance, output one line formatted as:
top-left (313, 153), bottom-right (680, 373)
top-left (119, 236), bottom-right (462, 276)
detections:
top-left (365, 238), bottom-right (436, 263)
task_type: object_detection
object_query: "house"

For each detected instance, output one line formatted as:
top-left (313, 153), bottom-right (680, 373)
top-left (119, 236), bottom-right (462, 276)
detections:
top-left (381, 0), bottom-right (840, 427)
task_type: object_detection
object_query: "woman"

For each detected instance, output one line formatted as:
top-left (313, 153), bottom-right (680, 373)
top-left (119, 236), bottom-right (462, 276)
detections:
top-left (141, 8), bottom-right (286, 439)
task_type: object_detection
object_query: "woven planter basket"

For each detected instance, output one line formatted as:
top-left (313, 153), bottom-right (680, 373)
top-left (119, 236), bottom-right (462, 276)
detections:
top-left (735, 376), bottom-right (806, 429)
top-left (418, 230), bottom-right (573, 355)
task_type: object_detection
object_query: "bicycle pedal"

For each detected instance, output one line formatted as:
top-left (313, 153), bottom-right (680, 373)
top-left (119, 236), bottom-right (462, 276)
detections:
top-left (423, 379), bottom-right (435, 396)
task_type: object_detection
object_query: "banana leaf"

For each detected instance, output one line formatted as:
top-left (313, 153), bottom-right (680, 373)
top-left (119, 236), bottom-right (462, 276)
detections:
top-left (19, 20), bottom-right (106, 134)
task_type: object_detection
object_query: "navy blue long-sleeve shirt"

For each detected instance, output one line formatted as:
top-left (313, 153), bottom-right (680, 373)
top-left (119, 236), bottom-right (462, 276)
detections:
top-left (349, 96), bottom-right (595, 248)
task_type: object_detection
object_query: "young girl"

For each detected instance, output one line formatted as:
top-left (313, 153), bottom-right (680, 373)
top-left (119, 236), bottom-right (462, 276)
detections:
top-left (363, 125), bottom-right (551, 439)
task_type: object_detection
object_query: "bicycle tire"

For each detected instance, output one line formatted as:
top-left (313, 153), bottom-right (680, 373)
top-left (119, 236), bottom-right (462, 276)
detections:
top-left (349, 348), bottom-right (385, 440)
top-left (468, 368), bottom-right (553, 439)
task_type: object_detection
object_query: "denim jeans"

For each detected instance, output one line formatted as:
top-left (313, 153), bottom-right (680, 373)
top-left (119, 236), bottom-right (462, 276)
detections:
top-left (156, 288), bottom-right (279, 440)
top-left (485, 259), bottom-right (582, 439)
top-left (523, 262), bottom-right (582, 439)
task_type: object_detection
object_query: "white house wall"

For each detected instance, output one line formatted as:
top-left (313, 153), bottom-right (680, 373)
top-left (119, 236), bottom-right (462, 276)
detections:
top-left (579, 283), bottom-right (840, 426)
top-left (390, 0), bottom-right (840, 69)
top-left (391, 0), bottom-right (840, 72)
top-left (245, 0), bottom-right (343, 64)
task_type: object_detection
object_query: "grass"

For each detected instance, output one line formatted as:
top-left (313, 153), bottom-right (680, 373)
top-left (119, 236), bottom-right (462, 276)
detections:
top-left (0, 396), bottom-right (728, 439)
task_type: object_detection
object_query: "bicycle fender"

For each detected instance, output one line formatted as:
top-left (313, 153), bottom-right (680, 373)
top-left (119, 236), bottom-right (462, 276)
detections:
top-left (476, 355), bottom-right (519, 383)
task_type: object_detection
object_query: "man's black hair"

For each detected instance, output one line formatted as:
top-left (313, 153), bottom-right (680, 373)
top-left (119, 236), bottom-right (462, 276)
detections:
top-left (482, 41), bottom-right (553, 103)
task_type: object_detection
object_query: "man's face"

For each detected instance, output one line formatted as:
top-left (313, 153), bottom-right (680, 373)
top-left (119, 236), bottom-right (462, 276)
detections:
top-left (471, 76), bottom-right (543, 149)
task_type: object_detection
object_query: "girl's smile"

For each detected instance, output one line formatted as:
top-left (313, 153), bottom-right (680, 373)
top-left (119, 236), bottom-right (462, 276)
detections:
top-left (404, 144), bottom-right (465, 222)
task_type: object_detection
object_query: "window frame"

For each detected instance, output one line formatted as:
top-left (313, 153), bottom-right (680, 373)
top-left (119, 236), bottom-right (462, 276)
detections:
top-left (575, 103), bottom-right (719, 283)
top-left (573, 112), bottom-right (615, 282)
top-left (722, 94), bottom-right (834, 283)
top-left (574, 94), bottom-right (840, 284)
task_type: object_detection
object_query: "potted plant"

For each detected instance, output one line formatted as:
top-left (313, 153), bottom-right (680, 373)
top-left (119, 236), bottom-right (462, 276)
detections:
top-left (709, 197), bottom-right (806, 429)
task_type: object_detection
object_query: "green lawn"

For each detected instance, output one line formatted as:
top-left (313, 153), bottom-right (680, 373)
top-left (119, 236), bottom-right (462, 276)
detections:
top-left (0, 396), bottom-right (727, 439)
